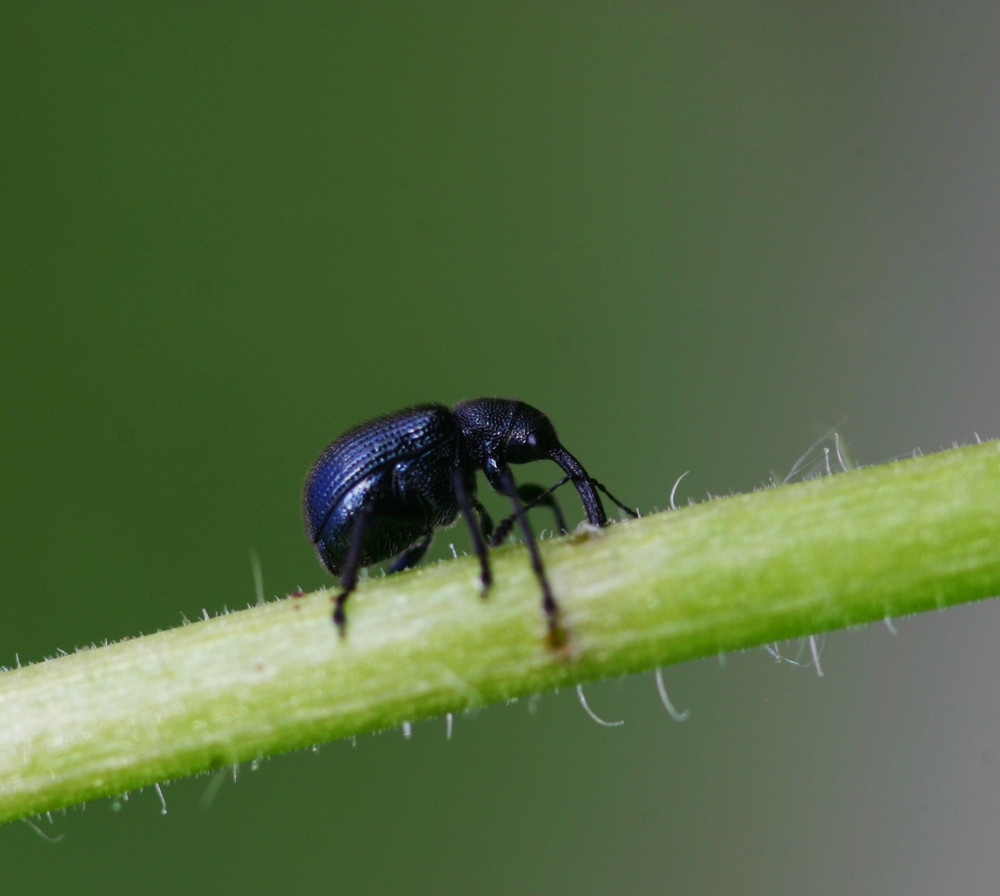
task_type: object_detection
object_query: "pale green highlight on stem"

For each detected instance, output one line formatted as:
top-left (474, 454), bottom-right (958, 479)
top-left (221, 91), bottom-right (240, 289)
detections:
top-left (2, 441), bottom-right (999, 825)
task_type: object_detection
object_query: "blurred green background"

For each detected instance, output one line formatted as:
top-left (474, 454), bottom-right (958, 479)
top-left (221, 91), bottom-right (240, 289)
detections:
top-left (3, 4), bottom-right (1000, 894)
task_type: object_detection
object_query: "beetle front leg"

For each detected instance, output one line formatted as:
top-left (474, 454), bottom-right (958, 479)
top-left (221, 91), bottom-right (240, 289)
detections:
top-left (496, 468), bottom-right (565, 647)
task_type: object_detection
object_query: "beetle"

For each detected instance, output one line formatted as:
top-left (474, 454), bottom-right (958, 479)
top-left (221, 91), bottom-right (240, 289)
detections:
top-left (302, 397), bottom-right (636, 640)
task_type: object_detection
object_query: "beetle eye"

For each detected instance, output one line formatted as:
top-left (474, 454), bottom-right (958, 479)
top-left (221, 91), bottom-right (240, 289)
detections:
top-left (526, 433), bottom-right (538, 449)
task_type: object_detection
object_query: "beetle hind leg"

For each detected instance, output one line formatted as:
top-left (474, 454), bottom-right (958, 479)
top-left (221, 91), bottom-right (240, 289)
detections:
top-left (331, 500), bottom-right (376, 636)
top-left (389, 535), bottom-right (433, 573)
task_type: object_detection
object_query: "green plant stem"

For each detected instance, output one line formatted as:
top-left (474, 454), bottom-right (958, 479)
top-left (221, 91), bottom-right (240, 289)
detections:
top-left (3, 440), bottom-right (1000, 825)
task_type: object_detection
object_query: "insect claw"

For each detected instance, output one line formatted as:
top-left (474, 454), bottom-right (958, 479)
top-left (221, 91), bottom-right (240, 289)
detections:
top-left (332, 594), bottom-right (348, 637)
top-left (546, 616), bottom-right (568, 649)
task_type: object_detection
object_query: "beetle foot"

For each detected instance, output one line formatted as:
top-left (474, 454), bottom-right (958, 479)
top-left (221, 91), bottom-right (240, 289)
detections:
top-left (546, 615), bottom-right (568, 650)
top-left (332, 594), bottom-right (348, 637)
top-left (478, 571), bottom-right (493, 599)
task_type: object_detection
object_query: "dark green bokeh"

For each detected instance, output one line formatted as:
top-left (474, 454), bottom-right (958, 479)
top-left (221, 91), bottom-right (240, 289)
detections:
top-left (3, 5), bottom-right (1000, 894)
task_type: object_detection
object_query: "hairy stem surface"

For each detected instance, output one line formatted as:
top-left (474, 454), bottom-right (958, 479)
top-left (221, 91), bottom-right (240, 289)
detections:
top-left (2, 440), bottom-right (999, 825)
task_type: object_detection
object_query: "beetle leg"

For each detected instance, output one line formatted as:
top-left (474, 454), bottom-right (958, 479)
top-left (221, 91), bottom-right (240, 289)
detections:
top-left (389, 535), bottom-right (433, 574)
top-left (473, 499), bottom-right (495, 542)
top-left (332, 500), bottom-right (376, 635)
top-left (489, 478), bottom-right (571, 546)
top-left (452, 466), bottom-right (492, 593)
top-left (517, 482), bottom-right (568, 534)
top-left (495, 468), bottom-right (565, 645)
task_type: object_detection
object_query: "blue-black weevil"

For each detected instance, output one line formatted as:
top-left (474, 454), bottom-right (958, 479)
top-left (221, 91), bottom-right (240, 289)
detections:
top-left (303, 398), bottom-right (635, 639)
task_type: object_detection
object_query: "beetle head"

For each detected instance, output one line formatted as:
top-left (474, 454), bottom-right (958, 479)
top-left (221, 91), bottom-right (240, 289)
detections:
top-left (454, 398), bottom-right (565, 484)
top-left (454, 398), bottom-right (556, 468)
top-left (504, 402), bottom-right (563, 462)
top-left (452, 397), bottom-right (609, 526)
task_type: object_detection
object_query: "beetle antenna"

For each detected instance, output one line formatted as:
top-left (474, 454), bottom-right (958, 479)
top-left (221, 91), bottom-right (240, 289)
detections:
top-left (591, 479), bottom-right (639, 518)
